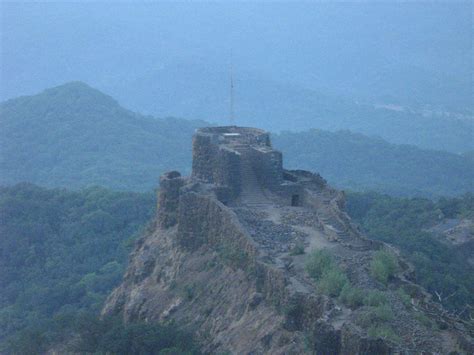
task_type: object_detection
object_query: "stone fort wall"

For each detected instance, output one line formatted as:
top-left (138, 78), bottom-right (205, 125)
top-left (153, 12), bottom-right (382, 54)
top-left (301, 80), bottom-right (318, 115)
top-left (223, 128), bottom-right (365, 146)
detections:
top-left (191, 131), bottom-right (242, 198)
top-left (191, 126), bottom-right (285, 199)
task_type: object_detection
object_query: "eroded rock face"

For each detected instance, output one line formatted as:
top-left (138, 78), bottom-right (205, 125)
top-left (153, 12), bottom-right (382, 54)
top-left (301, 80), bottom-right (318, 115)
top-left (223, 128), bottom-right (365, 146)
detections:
top-left (103, 127), bottom-right (473, 354)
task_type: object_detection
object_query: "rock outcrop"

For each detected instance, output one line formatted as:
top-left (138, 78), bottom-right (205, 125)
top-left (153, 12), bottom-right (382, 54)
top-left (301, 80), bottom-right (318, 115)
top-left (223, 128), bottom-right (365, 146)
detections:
top-left (103, 126), bottom-right (473, 354)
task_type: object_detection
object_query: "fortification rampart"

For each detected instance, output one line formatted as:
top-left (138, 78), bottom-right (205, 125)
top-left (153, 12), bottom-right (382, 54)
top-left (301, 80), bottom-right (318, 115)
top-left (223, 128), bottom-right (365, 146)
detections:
top-left (157, 171), bottom-right (185, 228)
top-left (248, 146), bottom-right (283, 191)
top-left (155, 173), bottom-right (393, 354)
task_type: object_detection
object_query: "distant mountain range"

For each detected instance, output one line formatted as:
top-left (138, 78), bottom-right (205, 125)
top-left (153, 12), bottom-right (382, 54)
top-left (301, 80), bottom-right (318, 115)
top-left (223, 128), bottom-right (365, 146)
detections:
top-left (102, 63), bottom-right (474, 154)
top-left (3, 2), bottom-right (472, 125)
top-left (1, 82), bottom-right (473, 196)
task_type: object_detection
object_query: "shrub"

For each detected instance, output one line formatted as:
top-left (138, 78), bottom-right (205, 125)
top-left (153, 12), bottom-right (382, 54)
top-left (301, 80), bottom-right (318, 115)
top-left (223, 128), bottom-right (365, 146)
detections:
top-left (396, 288), bottom-right (411, 308)
top-left (159, 348), bottom-right (195, 355)
top-left (98, 322), bottom-right (198, 354)
top-left (370, 250), bottom-right (399, 285)
top-left (367, 325), bottom-right (400, 343)
top-left (4, 327), bottom-right (50, 355)
top-left (319, 268), bottom-right (349, 297)
top-left (339, 284), bottom-right (364, 309)
top-left (183, 284), bottom-right (196, 301)
top-left (372, 304), bottom-right (394, 322)
top-left (305, 249), bottom-right (333, 280)
top-left (357, 304), bottom-right (394, 328)
top-left (364, 290), bottom-right (388, 306)
top-left (290, 242), bottom-right (305, 256)
top-left (414, 312), bottom-right (437, 330)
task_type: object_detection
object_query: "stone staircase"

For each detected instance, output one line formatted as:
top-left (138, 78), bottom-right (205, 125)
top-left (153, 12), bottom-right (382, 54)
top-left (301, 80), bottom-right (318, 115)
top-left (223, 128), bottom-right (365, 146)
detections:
top-left (238, 150), bottom-right (270, 208)
top-left (318, 214), bottom-right (351, 240)
top-left (318, 212), bottom-right (369, 249)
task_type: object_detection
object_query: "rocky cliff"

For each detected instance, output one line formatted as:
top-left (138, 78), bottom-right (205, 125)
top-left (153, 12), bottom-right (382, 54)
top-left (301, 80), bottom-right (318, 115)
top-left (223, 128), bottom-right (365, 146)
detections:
top-left (103, 127), bottom-right (473, 354)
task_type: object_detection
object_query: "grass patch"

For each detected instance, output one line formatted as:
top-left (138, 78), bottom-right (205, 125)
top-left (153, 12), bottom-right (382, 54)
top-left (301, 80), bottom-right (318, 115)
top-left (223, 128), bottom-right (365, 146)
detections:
top-left (305, 249), bottom-right (349, 297)
top-left (339, 284), bottom-right (364, 309)
top-left (305, 249), bottom-right (333, 279)
top-left (370, 250), bottom-right (399, 285)
top-left (367, 325), bottom-right (400, 343)
top-left (319, 268), bottom-right (349, 297)
top-left (358, 304), bottom-right (394, 328)
top-left (396, 288), bottom-right (411, 308)
top-left (414, 312), bottom-right (438, 330)
top-left (364, 290), bottom-right (388, 306)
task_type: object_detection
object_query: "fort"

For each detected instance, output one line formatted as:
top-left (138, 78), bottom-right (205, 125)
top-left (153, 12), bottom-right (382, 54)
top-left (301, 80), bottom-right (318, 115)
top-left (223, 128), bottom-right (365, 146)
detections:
top-left (104, 126), bottom-right (473, 354)
top-left (163, 126), bottom-right (326, 210)
top-left (192, 126), bottom-right (283, 201)
top-left (157, 126), bottom-right (338, 251)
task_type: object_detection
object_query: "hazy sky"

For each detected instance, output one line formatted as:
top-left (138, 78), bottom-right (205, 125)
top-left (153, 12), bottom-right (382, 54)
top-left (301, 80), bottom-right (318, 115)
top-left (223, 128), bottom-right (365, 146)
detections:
top-left (1, 2), bottom-right (472, 108)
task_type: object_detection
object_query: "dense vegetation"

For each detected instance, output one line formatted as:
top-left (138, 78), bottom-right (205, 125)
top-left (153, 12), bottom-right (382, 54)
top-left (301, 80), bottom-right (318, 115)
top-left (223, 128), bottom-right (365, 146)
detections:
top-left (6, 313), bottom-right (199, 355)
top-left (0, 82), bottom-right (206, 191)
top-left (1, 185), bottom-right (473, 351)
top-left (274, 129), bottom-right (474, 197)
top-left (0, 184), bottom-right (162, 352)
top-left (2, 82), bottom-right (473, 197)
top-left (346, 192), bottom-right (474, 316)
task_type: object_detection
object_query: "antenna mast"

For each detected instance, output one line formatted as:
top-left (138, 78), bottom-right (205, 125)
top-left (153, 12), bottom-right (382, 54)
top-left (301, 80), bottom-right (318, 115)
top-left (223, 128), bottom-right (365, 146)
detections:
top-left (230, 54), bottom-right (235, 125)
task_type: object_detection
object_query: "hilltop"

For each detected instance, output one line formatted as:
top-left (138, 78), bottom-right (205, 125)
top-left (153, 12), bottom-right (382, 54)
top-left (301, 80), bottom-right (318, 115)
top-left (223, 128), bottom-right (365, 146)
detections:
top-left (0, 82), bottom-right (206, 190)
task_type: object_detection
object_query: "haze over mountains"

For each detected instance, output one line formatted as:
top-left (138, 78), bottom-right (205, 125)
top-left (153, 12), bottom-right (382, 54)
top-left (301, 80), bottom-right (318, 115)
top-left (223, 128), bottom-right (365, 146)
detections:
top-left (2, 2), bottom-right (472, 153)
top-left (102, 62), bottom-right (474, 154)
top-left (1, 82), bottom-right (472, 197)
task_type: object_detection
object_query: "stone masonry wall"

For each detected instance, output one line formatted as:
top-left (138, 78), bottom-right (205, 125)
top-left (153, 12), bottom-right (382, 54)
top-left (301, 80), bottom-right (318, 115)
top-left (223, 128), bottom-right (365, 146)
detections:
top-left (176, 191), bottom-right (257, 255)
top-left (175, 191), bottom-right (295, 309)
top-left (191, 133), bottom-right (216, 183)
top-left (157, 171), bottom-right (185, 228)
top-left (191, 133), bottom-right (242, 198)
top-left (214, 147), bottom-right (241, 198)
top-left (252, 148), bottom-right (283, 191)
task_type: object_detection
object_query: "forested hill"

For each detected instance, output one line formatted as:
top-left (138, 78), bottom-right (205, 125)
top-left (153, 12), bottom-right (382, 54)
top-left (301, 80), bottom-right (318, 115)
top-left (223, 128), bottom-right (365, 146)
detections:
top-left (274, 131), bottom-right (474, 197)
top-left (0, 184), bottom-right (199, 353)
top-left (0, 82), bottom-right (206, 190)
top-left (1, 82), bottom-right (473, 196)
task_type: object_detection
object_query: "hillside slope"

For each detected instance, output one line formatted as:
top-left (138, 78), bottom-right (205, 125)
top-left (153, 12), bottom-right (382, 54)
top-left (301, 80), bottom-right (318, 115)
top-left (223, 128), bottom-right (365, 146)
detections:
top-left (346, 192), bottom-right (474, 313)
